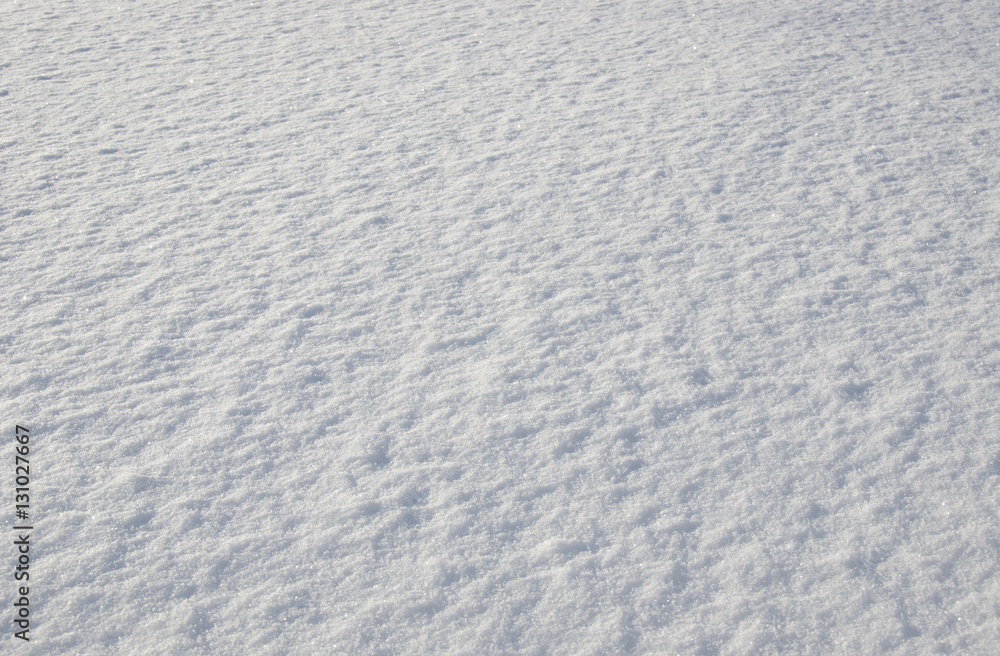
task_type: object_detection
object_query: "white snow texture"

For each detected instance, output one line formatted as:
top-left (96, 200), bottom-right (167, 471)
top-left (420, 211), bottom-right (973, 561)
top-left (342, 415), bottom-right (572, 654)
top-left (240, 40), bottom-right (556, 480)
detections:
top-left (2, 0), bottom-right (999, 654)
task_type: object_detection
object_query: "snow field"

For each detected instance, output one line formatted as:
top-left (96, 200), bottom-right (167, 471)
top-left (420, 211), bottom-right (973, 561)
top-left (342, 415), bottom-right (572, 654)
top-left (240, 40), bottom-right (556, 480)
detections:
top-left (2, 0), bottom-right (1000, 653)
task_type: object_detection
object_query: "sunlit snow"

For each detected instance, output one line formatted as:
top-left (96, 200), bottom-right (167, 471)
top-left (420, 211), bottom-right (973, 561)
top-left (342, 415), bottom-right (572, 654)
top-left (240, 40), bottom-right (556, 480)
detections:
top-left (3, 0), bottom-right (999, 653)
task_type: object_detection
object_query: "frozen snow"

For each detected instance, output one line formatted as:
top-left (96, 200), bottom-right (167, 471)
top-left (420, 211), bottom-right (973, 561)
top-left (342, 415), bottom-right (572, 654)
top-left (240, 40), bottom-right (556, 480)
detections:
top-left (2, 0), bottom-right (999, 653)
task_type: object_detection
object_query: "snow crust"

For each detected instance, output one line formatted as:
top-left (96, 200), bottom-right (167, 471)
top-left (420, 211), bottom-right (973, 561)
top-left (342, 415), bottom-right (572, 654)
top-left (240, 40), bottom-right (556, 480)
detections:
top-left (2, 0), bottom-right (999, 653)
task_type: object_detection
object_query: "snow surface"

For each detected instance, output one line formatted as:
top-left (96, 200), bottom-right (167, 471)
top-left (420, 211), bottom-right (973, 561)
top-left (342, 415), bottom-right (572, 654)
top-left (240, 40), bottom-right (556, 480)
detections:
top-left (3, 0), bottom-right (1000, 653)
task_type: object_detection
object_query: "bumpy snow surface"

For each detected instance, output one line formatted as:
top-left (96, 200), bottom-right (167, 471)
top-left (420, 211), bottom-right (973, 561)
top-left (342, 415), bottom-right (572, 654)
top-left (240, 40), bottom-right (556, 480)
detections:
top-left (3, 0), bottom-right (999, 653)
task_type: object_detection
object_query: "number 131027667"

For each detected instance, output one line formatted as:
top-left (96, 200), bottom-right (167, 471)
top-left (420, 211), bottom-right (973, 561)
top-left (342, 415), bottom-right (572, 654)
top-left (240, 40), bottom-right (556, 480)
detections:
top-left (15, 425), bottom-right (31, 523)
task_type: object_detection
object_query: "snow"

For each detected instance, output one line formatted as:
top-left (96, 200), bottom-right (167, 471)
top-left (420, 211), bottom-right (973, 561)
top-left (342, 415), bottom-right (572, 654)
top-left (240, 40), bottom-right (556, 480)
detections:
top-left (3, 0), bottom-right (999, 653)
